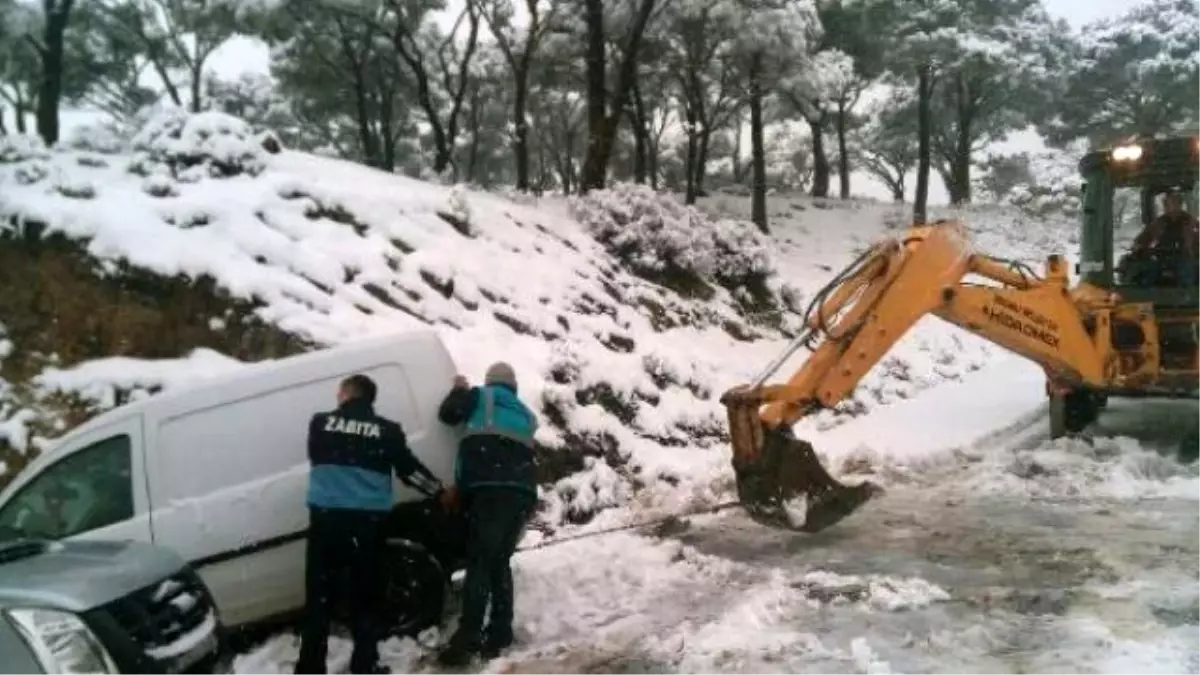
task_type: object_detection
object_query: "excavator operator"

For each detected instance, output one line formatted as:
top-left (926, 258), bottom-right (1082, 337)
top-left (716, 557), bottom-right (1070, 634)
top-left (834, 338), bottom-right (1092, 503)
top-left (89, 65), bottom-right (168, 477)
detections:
top-left (1122, 189), bottom-right (1199, 286)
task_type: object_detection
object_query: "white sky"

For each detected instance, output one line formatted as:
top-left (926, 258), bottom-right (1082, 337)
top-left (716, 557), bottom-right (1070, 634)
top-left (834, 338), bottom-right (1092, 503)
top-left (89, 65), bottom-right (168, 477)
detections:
top-left (1044, 0), bottom-right (1132, 26)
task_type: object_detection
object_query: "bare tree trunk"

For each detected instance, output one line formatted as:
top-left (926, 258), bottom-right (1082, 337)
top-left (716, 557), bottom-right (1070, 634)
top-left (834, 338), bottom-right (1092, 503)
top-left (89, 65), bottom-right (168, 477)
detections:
top-left (513, 65), bottom-right (531, 191)
top-left (949, 74), bottom-right (973, 205)
top-left (836, 101), bottom-right (851, 199)
top-left (684, 107), bottom-right (699, 202)
top-left (14, 91), bottom-right (27, 133)
top-left (648, 128), bottom-right (660, 189)
top-left (631, 111), bottom-right (648, 184)
top-left (189, 66), bottom-right (204, 112)
top-left (564, 120), bottom-right (576, 194)
top-left (913, 64), bottom-right (933, 225)
top-left (379, 84), bottom-right (397, 171)
top-left (748, 52), bottom-right (768, 233)
top-left (581, 0), bottom-right (607, 194)
top-left (0, 108), bottom-right (6, 135)
top-left (808, 117), bottom-right (830, 198)
top-left (630, 78), bottom-right (649, 184)
top-left (466, 89), bottom-right (482, 183)
top-left (732, 109), bottom-right (744, 183)
top-left (35, 0), bottom-right (76, 147)
top-left (696, 127), bottom-right (711, 199)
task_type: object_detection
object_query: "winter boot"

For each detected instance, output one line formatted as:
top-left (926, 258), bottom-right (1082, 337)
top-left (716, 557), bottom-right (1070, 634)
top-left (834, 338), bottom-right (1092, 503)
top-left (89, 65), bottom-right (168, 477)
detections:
top-left (480, 628), bottom-right (514, 659)
top-left (437, 634), bottom-right (479, 667)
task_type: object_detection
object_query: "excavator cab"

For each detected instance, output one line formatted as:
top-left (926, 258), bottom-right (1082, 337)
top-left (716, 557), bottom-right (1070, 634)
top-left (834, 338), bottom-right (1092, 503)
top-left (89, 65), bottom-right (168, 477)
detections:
top-left (720, 135), bottom-right (1199, 535)
top-left (1078, 136), bottom-right (1200, 305)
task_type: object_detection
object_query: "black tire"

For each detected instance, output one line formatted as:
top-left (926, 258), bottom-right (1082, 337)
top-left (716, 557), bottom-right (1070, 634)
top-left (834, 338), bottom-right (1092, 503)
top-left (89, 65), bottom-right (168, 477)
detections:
top-left (379, 538), bottom-right (449, 638)
top-left (1179, 429), bottom-right (1199, 464)
top-left (1049, 389), bottom-right (1101, 439)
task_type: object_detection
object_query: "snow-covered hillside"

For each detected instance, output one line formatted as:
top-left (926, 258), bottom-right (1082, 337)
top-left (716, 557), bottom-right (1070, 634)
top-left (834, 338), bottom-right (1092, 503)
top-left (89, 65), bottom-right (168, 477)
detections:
top-left (0, 111), bottom-right (1075, 533)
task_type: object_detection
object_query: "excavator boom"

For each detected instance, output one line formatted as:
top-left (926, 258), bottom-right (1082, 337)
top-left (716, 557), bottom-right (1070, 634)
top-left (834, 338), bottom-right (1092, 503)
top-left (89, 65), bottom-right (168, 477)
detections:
top-left (722, 219), bottom-right (1110, 532)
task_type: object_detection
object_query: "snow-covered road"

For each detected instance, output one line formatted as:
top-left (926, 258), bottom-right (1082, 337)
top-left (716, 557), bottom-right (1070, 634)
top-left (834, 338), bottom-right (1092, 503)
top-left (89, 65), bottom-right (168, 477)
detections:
top-left (236, 359), bottom-right (1199, 675)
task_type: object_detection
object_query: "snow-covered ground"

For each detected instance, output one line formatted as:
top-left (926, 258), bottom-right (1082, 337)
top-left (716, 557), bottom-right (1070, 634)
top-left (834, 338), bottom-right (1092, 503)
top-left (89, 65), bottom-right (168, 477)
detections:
top-left (1, 114), bottom-right (1194, 674)
top-left (236, 353), bottom-right (1199, 674)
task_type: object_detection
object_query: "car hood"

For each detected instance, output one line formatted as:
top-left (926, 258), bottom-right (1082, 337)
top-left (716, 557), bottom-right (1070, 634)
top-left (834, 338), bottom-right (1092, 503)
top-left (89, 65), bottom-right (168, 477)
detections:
top-left (0, 539), bottom-right (186, 613)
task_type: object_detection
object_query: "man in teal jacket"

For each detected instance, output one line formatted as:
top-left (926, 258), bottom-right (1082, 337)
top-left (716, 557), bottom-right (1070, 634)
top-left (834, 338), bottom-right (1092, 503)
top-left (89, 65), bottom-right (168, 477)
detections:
top-left (435, 362), bottom-right (538, 666)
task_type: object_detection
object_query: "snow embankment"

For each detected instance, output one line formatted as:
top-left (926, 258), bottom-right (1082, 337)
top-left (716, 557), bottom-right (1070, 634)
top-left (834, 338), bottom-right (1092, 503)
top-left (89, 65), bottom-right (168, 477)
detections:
top-left (0, 109), bottom-right (1075, 528)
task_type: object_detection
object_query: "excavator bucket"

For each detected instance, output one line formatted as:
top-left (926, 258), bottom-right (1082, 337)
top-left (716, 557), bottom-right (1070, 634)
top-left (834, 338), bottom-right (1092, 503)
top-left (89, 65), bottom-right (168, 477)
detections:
top-left (722, 387), bottom-right (881, 533)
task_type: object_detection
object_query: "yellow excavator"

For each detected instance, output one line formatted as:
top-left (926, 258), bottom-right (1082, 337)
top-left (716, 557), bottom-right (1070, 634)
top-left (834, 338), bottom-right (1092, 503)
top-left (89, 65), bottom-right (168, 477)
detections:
top-left (721, 135), bottom-right (1200, 533)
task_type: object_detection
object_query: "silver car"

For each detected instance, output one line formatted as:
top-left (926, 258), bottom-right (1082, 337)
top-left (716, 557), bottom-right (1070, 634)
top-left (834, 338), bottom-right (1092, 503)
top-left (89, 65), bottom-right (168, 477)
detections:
top-left (0, 538), bottom-right (227, 674)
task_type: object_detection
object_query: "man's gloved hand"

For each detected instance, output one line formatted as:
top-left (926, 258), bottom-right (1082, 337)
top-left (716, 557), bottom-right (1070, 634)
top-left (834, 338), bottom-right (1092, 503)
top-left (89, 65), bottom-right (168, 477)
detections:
top-left (437, 485), bottom-right (460, 512)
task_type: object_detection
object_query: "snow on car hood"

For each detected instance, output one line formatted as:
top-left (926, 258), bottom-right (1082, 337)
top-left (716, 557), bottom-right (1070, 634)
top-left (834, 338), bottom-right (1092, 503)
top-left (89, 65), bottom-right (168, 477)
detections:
top-left (0, 539), bottom-right (187, 612)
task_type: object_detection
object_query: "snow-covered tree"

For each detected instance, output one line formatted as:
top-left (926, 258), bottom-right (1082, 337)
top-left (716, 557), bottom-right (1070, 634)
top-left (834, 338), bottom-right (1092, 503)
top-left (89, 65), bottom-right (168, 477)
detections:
top-left (930, 0), bottom-right (1071, 204)
top-left (477, 0), bottom-right (563, 191)
top-left (735, 0), bottom-right (822, 231)
top-left (91, 0), bottom-right (238, 113)
top-left (662, 0), bottom-right (741, 203)
top-left (1047, 0), bottom-right (1199, 147)
top-left (386, 0), bottom-right (481, 177)
top-left (871, 0), bottom-right (961, 223)
top-left (261, 0), bottom-right (414, 168)
top-left (817, 0), bottom-right (890, 199)
top-left (853, 87), bottom-right (918, 202)
top-left (778, 47), bottom-right (855, 198)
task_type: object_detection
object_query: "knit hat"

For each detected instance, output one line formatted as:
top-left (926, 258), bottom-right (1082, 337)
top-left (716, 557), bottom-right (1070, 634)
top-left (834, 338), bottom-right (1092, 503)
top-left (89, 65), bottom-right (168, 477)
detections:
top-left (484, 361), bottom-right (517, 390)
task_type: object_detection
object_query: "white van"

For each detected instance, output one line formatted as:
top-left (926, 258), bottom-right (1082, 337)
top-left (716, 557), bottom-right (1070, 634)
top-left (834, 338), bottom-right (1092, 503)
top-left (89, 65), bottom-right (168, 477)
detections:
top-left (0, 329), bottom-right (470, 635)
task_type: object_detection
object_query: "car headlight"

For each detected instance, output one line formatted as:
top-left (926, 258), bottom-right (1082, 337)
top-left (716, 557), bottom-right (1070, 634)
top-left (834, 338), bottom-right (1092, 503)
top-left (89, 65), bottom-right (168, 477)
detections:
top-left (6, 607), bottom-right (119, 674)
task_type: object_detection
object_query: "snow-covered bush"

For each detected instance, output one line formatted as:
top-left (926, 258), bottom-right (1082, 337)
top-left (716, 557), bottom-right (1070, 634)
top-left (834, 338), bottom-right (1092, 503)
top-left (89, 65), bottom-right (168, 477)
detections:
top-left (0, 325), bottom-right (41, 490)
top-left (62, 123), bottom-right (127, 155)
top-left (441, 185), bottom-right (476, 237)
top-left (568, 183), bottom-right (776, 294)
top-left (984, 146), bottom-right (1085, 218)
top-left (0, 135), bottom-right (48, 164)
top-left (54, 175), bottom-right (97, 200)
top-left (130, 109), bottom-right (268, 179)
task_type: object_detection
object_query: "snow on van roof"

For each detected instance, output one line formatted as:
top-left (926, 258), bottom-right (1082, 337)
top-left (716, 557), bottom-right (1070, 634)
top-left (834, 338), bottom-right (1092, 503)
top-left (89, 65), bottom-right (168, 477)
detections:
top-left (29, 328), bottom-right (446, 451)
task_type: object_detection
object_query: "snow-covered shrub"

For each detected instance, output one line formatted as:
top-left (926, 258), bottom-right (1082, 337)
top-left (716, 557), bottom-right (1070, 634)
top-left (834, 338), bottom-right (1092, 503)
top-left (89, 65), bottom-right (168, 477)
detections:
top-left (0, 135), bottom-right (48, 164)
top-left (131, 109), bottom-right (268, 179)
top-left (14, 162), bottom-right (48, 186)
top-left (568, 183), bottom-right (776, 294)
top-left (54, 175), bottom-right (97, 200)
top-left (779, 282), bottom-right (806, 313)
top-left (985, 147), bottom-right (1084, 218)
top-left (62, 123), bottom-right (127, 155)
top-left (143, 175), bottom-right (180, 198)
top-left (439, 185), bottom-right (476, 237)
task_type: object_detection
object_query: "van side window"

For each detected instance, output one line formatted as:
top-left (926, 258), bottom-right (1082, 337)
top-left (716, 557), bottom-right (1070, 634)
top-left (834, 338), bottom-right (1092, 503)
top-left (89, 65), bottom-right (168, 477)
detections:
top-left (0, 435), bottom-right (133, 542)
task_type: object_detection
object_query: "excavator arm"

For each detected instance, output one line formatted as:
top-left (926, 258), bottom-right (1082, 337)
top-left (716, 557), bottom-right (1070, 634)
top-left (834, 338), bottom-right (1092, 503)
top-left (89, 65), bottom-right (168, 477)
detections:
top-left (721, 219), bottom-right (1112, 533)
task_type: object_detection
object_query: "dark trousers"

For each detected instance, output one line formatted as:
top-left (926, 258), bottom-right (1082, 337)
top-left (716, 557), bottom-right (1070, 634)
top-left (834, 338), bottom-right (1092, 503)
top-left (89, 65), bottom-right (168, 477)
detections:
top-left (296, 508), bottom-right (387, 674)
top-left (452, 489), bottom-right (532, 648)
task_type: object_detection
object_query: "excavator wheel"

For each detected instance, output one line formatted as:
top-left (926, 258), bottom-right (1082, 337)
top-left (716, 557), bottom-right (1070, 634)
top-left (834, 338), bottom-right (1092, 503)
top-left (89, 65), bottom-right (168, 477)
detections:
top-left (733, 425), bottom-right (882, 533)
top-left (1048, 389), bottom-right (1102, 439)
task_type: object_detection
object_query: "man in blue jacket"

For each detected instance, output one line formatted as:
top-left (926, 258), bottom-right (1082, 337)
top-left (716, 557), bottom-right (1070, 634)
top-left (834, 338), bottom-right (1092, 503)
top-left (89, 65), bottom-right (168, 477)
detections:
top-left (435, 362), bottom-right (538, 666)
top-left (297, 374), bottom-right (444, 675)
